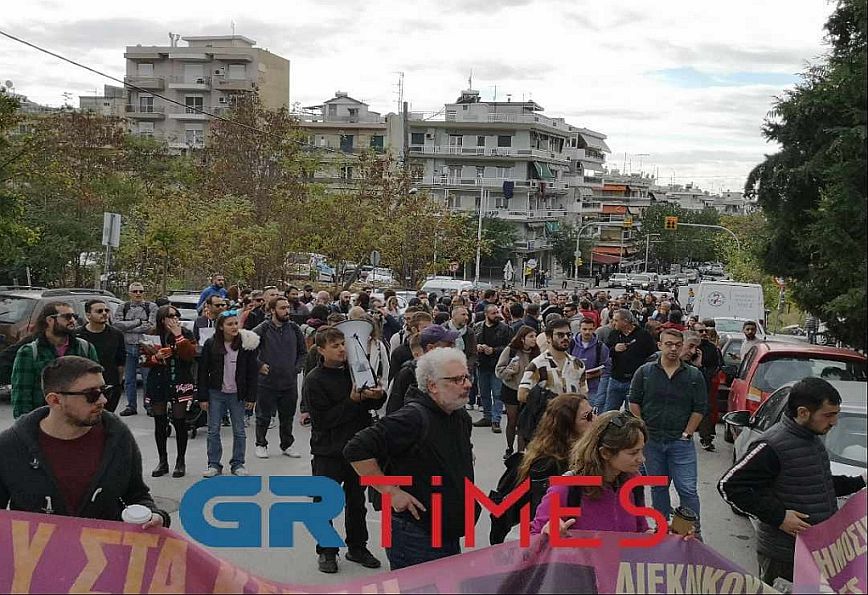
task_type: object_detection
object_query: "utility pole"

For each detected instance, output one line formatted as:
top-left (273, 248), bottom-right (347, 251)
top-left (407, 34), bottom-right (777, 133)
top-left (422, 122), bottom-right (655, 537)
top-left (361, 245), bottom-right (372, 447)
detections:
top-left (474, 187), bottom-right (485, 284)
top-left (402, 101), bottom-right (409, 172)
top-left (644, 233), bottom-right (661, 273)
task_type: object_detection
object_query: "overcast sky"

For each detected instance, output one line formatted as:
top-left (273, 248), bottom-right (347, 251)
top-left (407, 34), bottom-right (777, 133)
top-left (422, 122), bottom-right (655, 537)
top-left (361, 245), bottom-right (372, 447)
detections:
top-left (2, 0), bottom-right (834, 192)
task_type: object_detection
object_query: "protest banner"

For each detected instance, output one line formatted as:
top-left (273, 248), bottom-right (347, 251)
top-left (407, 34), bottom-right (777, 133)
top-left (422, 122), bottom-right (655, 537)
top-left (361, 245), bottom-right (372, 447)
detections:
top-left (0, 508), bottom-right (776, 594)
top-left (794, 489), bottom-right (867, 595)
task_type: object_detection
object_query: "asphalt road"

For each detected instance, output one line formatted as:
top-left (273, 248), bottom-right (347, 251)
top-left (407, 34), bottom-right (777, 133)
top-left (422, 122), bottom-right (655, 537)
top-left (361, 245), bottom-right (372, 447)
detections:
top-left (0, 386), bottom-right (759, 587)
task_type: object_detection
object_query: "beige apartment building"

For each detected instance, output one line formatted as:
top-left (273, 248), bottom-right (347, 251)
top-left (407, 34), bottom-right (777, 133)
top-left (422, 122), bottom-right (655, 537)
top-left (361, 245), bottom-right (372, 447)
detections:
top-left (124, 34), bottom-right (289, 150)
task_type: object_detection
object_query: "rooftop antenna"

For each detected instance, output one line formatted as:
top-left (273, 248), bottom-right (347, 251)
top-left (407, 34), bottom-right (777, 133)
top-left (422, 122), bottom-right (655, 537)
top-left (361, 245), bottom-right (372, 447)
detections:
top-left (468, 69), bottom-right (473, 89)
top-left (168, 32), bottom-right (174, 47)
top-left (231, 20), bottom-right (236, 36)
top-left (394, 71), bottom-right (404, 114)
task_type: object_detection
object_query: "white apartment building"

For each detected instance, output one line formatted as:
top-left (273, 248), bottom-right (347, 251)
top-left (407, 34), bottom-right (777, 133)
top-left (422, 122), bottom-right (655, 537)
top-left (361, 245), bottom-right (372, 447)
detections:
top-left (79, 85), bottom-right (126, 118)
top-left (407, 88), bottom-right (610, 273)
top-left (124, 34), bottom-right (289, 150)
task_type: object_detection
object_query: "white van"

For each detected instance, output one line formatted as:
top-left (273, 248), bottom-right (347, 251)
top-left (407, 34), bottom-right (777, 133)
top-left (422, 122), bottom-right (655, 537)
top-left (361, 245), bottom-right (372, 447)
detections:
top-left (420, 276), bottom-right (474, 296)
top-left (693, 281), bottom-right (765, 325)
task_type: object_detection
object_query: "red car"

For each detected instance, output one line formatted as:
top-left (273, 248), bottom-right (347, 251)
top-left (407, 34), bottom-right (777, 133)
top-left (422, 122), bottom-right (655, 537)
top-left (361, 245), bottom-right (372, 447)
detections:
top-left (728, 342), bottom-right (867, 415)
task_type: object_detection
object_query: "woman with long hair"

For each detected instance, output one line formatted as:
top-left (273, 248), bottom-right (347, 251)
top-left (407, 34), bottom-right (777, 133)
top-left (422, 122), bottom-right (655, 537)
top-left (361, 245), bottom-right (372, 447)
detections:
top-left (495, 325), bottom-right (541, 457)
top-left (197, 310), bottom-right (260, 477)
top-left (531, 411), bottom-right (649, 535)
top-left (516, 394), bottom-right (595, 517)
top-left (142, 305), bottom-right (197, 478)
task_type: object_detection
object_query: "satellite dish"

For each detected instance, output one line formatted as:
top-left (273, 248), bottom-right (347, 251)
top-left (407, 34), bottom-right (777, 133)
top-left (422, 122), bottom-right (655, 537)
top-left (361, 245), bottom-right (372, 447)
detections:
top-left (4, 80), bottom-right (12, 89)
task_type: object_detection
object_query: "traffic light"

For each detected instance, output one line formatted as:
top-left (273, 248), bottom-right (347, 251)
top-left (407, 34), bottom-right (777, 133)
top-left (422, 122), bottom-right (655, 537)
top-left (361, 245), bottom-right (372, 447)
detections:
top-left (664, 216), bottom-right (678, 230)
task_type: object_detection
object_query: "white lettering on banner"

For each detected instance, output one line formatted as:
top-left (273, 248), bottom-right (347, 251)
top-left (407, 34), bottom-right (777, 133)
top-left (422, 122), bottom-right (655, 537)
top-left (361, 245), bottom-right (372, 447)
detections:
top-left (615, 562), bottom-right (772, 594)
top-left (811, 515), bottom-right (868, 581)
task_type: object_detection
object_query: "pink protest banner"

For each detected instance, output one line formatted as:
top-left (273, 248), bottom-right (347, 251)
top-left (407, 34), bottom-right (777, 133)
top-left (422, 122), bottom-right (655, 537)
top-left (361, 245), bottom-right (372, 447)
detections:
top-left (794, 489), bottom-right (867, 594)
top-left (0, 509), bottom-right (775, 594)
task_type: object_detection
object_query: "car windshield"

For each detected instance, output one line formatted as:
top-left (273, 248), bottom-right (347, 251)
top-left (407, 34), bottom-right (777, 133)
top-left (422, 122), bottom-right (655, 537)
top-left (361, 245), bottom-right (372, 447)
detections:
top-left (0, 296), bottom-right (36, 324)
top-left (716, 319), bottom-right (758, 334)
top-left (753, 356), bottom-right (868, 392)
top-left (824, 412), bottom-right (867, 468)
top-left (633, 275), bottom-right (651, 282)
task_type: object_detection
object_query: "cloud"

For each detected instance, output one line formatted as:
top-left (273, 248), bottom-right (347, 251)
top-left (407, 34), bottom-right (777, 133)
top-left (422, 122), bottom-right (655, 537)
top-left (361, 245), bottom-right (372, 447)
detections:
top-left (657, 41), bottom-right (822, 72)
top-left (650, 67), bottom-right (798, 89)
top-left (442, 0), bottom-right (537, 13)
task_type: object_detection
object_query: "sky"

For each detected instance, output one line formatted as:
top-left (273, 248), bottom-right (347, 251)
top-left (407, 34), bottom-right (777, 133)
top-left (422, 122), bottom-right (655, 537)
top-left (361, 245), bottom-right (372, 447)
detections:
top-left (1, 0), bottom-right (835, 193)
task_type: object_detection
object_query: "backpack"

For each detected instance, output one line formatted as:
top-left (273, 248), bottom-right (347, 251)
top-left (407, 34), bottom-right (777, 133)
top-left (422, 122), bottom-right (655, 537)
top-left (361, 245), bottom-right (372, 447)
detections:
top-left (488, 451), bottom-right (527, 543)
top-left (517, 367), bottom-right (558, 444)
top-left (122, 301), bottom-right (151, 320)
top-left (30, 337), bottom-right (90, 360)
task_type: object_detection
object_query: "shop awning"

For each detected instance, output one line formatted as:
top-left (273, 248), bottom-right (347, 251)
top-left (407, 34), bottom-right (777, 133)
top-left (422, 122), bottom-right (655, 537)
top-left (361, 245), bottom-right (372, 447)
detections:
top-left (533, 161), bottom-right (555, 180)
top-left (603, 184), bottom-right (627, 192)
top-left (593, 246), bottom-right (623, 255)
top-left (590, 251), bottom-right (621, 264)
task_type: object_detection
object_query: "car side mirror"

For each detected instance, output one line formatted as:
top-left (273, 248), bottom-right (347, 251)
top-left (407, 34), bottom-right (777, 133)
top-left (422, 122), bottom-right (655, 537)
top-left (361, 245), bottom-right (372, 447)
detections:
top-left (723, 410), bottom-right (751, 428)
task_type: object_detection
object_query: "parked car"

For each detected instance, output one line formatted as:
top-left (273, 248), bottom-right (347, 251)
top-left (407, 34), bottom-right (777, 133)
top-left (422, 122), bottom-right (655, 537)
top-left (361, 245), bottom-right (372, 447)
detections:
top-left (626, 274), bottom-right (653, 290)
top-left (606, 273), bottom-right (629, 289)
top-left (724, 381), bottom-right (866, 486)
top-left (420, 276), bottom-right (474, 296)
top-left (360, 267), bottom-right (396, 286)
top-left (723, 342), bottom-right (867, 433)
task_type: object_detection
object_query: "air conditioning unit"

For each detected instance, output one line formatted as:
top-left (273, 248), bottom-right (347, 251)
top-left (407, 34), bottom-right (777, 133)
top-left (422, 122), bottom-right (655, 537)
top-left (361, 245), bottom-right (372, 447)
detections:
top-left (196, 78), bottom-right (205, 84)
top-left (426, 133), bottom-right (434, 139)
top-left (214, 69), bottom-right (223, 75)
top-left (218, 97), bottom-right (227, 104)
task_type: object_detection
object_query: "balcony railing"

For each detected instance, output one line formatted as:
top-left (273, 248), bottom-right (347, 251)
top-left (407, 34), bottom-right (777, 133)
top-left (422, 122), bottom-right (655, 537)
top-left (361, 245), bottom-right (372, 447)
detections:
top-left (409, 145), bottom-right (567, 161)
top-left (124, 76), bottom-right (165, 90)
top-left (125, 105), bottom-right (165, 117)
top-left (417, 175), bottom-right (570, 191)
top-left (167, 76), bottom-right (211, 88)
top-left (513, 238), bottom-right (553, 251)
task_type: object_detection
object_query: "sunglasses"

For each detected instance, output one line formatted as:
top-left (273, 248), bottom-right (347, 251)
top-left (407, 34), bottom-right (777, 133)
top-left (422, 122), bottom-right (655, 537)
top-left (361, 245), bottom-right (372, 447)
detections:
top-left (91, 308), bottom-right (110, 314)
top-left (212, 303), bottom-right (228, 308)
top-left (51, 313), bottom-right (76, 321)
top-left (601, 411), bottom-right (638, 439)
top-left (130, 290), bottom-right (143, 294)
top-left (165, 313), bottom-right (181, 319)
top-left (55, 385), bottom-right (111, 404)
top-left (220, 309), bottom-right (240, 318)
top-left (553, 331), bottom-right (573, 339)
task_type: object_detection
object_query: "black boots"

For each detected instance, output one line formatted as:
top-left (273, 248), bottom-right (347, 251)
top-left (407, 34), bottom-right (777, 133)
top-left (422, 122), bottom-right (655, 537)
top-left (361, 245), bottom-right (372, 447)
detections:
top-left (152, 459), bottom-right (169, 477)
top-left (153, 414), bottom-right (187, 478)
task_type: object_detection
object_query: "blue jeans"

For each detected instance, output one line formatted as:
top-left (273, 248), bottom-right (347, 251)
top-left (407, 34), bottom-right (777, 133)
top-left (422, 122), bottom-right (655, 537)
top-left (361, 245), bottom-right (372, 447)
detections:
top-left (592, 376), bottom-right (609, 412)
top-left (643, 437), bottom-right (701, 530)
top-left (124, 344), bottom-right (149, 411)
top-left (206, 390), bottom-right (247, 471)
top-left (386, 516), bottom-right (461, 571)
top-left (477, 368), bottom-right (503, 424)
top-left (604, 378), bottom-right (631, 412)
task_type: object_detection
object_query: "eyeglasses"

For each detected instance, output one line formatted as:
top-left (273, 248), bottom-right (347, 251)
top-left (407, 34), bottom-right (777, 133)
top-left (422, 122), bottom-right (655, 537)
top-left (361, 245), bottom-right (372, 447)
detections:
top-left (51, 313), bottom-right (76, 321)
top-left (220, 309), bottom-right (240, 318)
top-left (440, 374), bottom-right (472, 384)
top-left (91, 309), bottom-right (110, 314)
top-left (553, 331), bottom-right (573, 339)
top-left (55, 385), bottom-right (111, 404)
top-left (165, 313), bottom-right (180, 319)
top-left (130, 290), bottom-right (143, 294)
top-left (212, 303), bottom-right (228, 308)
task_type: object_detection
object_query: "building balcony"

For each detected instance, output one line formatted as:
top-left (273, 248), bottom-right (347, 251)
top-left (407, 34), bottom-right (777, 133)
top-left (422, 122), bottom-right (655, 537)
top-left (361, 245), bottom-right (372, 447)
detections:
top-left (167, 76), bottom-right (211, 91)
top-left (213, 77), bottom-right (256, 92)
top-left (166, 107), bottom-right (211, 121)
top-left (409, 144), bottom-right (568, 163)
top-left (124, 76), bottom-right (165, 90)
top-left (417, 175), bottom-right (570, 192)
top-left (513, 238), bottom-right (553, 252)
top-left (484, 208), bottom-right (567, 221)
top-left (125, 105), bottom-right (165, 119)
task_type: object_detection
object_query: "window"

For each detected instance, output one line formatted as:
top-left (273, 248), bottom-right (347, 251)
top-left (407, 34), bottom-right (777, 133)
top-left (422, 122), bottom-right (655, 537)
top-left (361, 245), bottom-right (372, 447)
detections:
top-left (348, 108), bottom-right (359, 120)
top-left (340, 166), bottom-right (353, 180)
top-left (138, 122), bottom-right (154, 137)
top-left (722, 339), bottom-right (743, 366)
top-left (496, 166), bottom-right (514, 179)
top-left (328, 104), bottom-right (337, 117)
top-left (185, 125), bottom-right (204, 147)
top-left (447, 194), bottom-right (460, 209)
top-left (340, 135), bottom-right (354, 152)
top-left (185, 96), bottom-right (204, 113)
top-left (184, 63), bottom-right (204, 83)
top-left (825, 413), bottom-right (868, 467)
top-left (497, 135), bottom-right (512, 147)
top-left (477, 135), bottom-right (486, 147)
top-left (138, 63), bottom-right (154, 76)
top-left (139, 95), bottom-right (154, 112)
top-left (228, 64), bottom-right (246, 80)
top-left (751, 387), bottom-right (790, 431)
top-left (411, 132), bottom-right (425, 145)
top-left (448, 135), bottom-right (463, 148)
top-left (448, 165), bottom-right (462, 182)
top-left (0, 295), bottom-right (37, 324)
top-left (476, 166), bottom-right (485, 179)
top-left (370, 135), bottom-right (384, 152)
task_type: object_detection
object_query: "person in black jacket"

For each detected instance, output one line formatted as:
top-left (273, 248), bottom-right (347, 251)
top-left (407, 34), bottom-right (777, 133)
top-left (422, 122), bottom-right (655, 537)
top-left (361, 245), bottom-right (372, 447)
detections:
top-left (0, 356), bottom-right (170, 528)
top-left (303, 325), bottom-right (385, 574)
top-left (386, 325), bottom-right (458, 414)
top-left (197, 311), bottom-right (260, 477)
top-left (603, 309), bottom-right (657, 412)
top-left (345, 347), bottom-right (474, 571)
top-left (473, 304), bottom-right (513, 432)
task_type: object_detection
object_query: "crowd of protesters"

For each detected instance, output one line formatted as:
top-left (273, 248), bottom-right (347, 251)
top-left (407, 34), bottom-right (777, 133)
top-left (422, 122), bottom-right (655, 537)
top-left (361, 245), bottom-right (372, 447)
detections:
top-left (0, 274), bottom-right (864, 585)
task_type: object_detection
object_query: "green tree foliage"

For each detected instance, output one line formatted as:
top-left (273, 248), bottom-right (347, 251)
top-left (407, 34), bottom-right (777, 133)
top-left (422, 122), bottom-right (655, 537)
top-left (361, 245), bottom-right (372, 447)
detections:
top-left (550, 222), bottom-right (592, 274)
top-left (634, 202), bottom-right (721, 266)
top-left (745, 0), bottom-right (866, 350)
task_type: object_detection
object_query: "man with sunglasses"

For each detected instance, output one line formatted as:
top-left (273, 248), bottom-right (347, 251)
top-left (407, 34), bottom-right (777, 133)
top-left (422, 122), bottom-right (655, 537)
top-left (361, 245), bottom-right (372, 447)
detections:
top-left (11, 303), bottom-right (99, 419)
top-left (194, 295), bottom-right (228, 344)
top-left (0, 356), bottom-right (170, 529)
top-left (244, 286), bottom-right (279, 330)
top-left (77, 300), bottom-right (125, 413)
top-left (115, 282), bottom-right (158, 417)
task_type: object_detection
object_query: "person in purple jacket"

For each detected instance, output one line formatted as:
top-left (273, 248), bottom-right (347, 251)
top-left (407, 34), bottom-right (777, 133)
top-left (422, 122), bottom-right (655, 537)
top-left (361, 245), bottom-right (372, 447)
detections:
top-left (531, 411), bottom-right (649, 536)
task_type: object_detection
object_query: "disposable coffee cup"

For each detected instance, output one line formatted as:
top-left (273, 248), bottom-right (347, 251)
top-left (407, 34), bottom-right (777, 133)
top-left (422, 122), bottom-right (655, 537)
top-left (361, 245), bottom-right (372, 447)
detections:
top-left (122, 504), bottom-right (152, 525)
top-left (671, 506), bottom-right (698, 536)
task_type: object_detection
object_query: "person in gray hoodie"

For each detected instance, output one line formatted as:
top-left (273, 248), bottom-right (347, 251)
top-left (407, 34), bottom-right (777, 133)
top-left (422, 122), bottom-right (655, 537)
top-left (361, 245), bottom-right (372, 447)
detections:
top-left (252, 296), bottom-right (307, 459)
top-left (113, 282), bottom-right (157, 416)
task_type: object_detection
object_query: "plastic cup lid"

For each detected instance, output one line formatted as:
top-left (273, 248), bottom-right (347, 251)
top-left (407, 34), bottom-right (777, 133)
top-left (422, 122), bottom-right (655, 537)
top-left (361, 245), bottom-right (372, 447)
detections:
top-left (122, 504), bottom-right (152, 524)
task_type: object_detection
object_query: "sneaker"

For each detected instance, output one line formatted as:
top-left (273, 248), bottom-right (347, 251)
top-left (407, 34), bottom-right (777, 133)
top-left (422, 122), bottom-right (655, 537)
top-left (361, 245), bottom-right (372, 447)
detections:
top-left (203, 467), bottom-right (221, 478)
top-left (702, 441), bottom-right (716, 452)
top-left (472, 418), bottom-right (492, 428)
top-left (345, 547), bottom-right (382, 569)
top-left (268, 417), bottom-right (277, 429)
top-left (232, 466), bottom-right (249, 476)
top-left (282, 447), bottom-right (302, 458)
top-left (119, 408), bottom-right (137, 417)
top-left (318, 553), bottom-right (338, 574)
top-left (491, 422), bottom-right (502, 434)
top-left (255, 446), bottom-right (268, 459)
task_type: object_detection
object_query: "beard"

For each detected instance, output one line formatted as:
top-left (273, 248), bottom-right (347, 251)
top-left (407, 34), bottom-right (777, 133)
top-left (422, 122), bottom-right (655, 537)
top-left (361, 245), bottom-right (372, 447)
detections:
top-left (54, 324), bottom-right (76, 337)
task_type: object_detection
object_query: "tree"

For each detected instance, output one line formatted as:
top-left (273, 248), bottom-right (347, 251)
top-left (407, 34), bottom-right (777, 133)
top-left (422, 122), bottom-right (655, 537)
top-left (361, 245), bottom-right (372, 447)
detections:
top-left (550, 222), bottom-right (592, 275)
top-left (744, 0), bottom-right (866, 350)
top-left (633, 202), bottom-right (721, 267)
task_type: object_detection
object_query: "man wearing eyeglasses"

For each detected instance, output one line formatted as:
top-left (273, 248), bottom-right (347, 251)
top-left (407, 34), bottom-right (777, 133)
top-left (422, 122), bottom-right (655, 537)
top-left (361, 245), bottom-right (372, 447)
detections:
top-left (11, 303), bottom-right (99, 419)
top-left (114, 282), bottom-right (157, 417)
top-left (194, 295), bottom-right (228, 344)
top-left (77, 300), bottom-right (126, 412)
top-left (0, 356), bottom-right (170, 529)
top-left (244, 286), bottom-right (279, 331)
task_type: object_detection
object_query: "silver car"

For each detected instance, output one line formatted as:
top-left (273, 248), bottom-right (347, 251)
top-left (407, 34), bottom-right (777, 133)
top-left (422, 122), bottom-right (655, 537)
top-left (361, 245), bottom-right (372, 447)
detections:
top-left (724, 381), bottom-right (867, 486)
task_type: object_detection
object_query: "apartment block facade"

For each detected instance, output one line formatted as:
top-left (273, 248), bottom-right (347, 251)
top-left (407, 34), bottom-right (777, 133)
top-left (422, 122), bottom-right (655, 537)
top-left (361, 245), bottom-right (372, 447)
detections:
top-left (406, 88), bottom-right (610, 274)
top-left (124, 35), bottom-right (289, 150)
